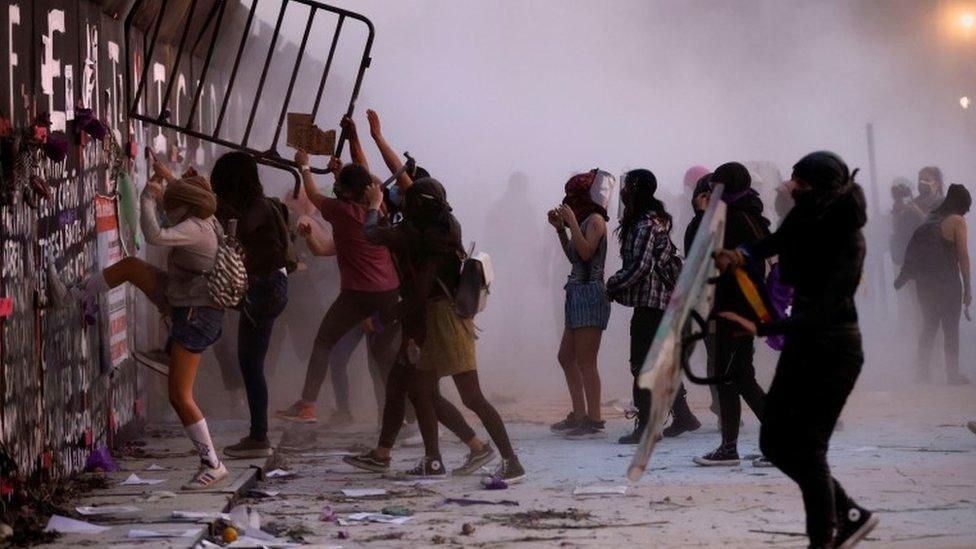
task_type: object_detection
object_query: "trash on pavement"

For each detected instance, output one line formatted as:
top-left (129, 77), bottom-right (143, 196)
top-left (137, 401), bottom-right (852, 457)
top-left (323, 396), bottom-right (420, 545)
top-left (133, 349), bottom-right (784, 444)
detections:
top-left (44, 515), bottom-right (112, 534)
top-left (341, 488), bottom-right (387, 497)
top-left (120, 473), bottom-right (166, 486)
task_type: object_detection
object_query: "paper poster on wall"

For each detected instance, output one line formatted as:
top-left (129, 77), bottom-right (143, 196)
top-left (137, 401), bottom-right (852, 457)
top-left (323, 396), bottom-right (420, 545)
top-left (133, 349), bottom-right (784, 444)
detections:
top-left (95, 195), bottom-right (128, 371)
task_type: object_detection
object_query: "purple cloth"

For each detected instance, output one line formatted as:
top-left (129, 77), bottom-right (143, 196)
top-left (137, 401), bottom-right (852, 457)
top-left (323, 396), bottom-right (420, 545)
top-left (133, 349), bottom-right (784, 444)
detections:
top-left (84, 446), bottom-right (119, 472)
top-left (765, 263), bottom-right (793, 351)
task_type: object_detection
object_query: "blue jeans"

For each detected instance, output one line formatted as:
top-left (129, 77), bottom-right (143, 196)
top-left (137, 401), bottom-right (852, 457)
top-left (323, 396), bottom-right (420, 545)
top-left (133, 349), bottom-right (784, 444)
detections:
top-left (240, 271), bottom-right (288, 440)
top-left (168, 306), bottom-right (224, 353)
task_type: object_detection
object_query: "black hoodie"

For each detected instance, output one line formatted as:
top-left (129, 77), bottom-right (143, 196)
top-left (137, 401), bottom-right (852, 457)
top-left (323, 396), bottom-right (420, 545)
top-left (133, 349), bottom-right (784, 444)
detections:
top-left (747, 183), bottom-right (868, 335)
top-left (715, 191), bottom-right (772, 317)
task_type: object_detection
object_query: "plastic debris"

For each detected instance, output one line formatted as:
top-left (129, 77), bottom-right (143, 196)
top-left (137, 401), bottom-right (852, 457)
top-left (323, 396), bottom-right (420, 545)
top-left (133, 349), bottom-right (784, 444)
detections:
top-left (146, 490), bottom-right (178, 501)
top-left (380, 505), bottom-right (413, 517)
top-left (248, 488), bottom-right (281, 498)
top-left (482, 475), bottom-right (508, 490)
top-left (265, 469), bottom-right (295, 479)
top-left (461, 523), bottom-right (476, 535)
top-left (127, 527), bottom-right (199, 538)
top-left (145, 463), bottom-right (169, 471)
top-left (75, 505), bottom-right (140, 516)
top-left (120, 473), bottom-right (165, 486)
top-left (339, 513), bottom-right (412, 526)
top-left (573, 484), bottom-right (628, 496)
top-left (172, 511), bottom-right (232, 522)
top-left (84, 446), bottom-right (120, 472)
top-left (320, 505), bottom-right (338, 522)
top-left (442, 497), bottom-right (519, 507)
top-left (341, 488), bottom-right (387, 497)
top-left (44, 515), bottom-right (111, 534)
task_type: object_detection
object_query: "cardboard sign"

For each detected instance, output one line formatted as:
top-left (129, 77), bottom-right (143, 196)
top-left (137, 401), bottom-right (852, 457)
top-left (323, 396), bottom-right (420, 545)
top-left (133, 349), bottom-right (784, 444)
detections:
top-left (286, 113), bottom-right (335, 155)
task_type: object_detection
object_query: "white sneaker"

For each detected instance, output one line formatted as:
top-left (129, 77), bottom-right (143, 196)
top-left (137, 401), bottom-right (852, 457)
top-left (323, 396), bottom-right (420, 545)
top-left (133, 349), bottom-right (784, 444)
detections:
top-left (182, 462), bottom-right (228, 490)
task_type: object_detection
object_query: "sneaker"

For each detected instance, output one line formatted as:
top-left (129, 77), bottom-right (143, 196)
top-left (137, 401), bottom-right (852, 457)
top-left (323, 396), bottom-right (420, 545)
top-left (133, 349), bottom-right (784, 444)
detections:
top-left (223, 437), bottom-right (272, 459)
top-left (181, 462), bottom-right (228, 490)
top-left (452, 444), bottom-right (496, 476)
top-left (948, 373), bottom-right (971, 386)
top-left (404, 456), bottom-right (446, 478)
top-left (835, 506), bottom-right (879, 549)
top-left (327, 408), bottom-right (353, 426)
top-left (663, 414), bottom-right (701, 438)
top-left (275, 401), bottom-right (317, 423)
top-left (968, 421), bottom-right (976, 436)
top-left (491, 458), bottom-right (525, 484)
top-left (563, 418), bottom-right (606, 439)
top-left (45, 249), bottom-right (71, 308)
top-left (693, 443), bottom-right (740, 466)
top-left (343, 450), bottom-right (391, 473)
top-left (550, 411), bottom-right (584, 433)
top-left (751, 455), bottom-right (774, 468)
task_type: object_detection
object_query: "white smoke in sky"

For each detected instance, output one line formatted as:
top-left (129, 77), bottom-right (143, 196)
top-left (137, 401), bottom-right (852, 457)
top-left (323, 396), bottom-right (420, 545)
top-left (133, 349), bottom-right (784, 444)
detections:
top-left (243, 0), bottom-right (975, 405)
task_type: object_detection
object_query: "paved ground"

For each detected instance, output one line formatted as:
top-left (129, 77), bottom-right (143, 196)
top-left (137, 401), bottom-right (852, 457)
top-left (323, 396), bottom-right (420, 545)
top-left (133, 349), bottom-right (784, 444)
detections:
top-left (43, 384), bottom-right (976, 548)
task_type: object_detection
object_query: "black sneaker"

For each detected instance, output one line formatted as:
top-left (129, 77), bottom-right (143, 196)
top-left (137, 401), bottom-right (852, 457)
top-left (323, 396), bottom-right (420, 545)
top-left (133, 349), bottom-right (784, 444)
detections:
top-left (563, 418), bottom-right (605, 439)
top-left (343, 451), bottom-right (391, 473)
top-left (404, 456), bottom-right (446, 477)
top-left (452, 444), bottom-right (496, 476)
top-left (550, 411), bottom-right (584, 433)
top-left (491, 458), bottom-right (526, 484)
top-left (223, 436), bottom-right (272, 459)
top-left (835, 506), bottom-right (879, 549)
top-left (693, 443), bottom-right (740, 466)
top-left (617, 419), bottom-right (644, 445)
top-left (662, 413), bottom-right (701, 438)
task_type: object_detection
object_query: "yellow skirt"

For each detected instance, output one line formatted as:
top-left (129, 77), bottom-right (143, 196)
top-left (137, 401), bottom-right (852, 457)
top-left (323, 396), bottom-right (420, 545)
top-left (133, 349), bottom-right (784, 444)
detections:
top-left (418, 299), bottom-right (477, 378)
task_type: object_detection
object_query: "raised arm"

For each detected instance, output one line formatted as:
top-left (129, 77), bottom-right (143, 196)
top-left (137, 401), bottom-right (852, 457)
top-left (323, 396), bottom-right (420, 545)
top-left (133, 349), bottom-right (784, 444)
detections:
top-left (341, 116), bottom-right (370, 173)
top-left (297, 216), bottom-right (336, 257)
top-left (295, 149), bottom-right (328, 209)
top-left (367, 109), bottom-right (413, 192)
top-left (139, 181), bottom-right (204, 247)
top-left (559, 206), bottom-right (605, 262)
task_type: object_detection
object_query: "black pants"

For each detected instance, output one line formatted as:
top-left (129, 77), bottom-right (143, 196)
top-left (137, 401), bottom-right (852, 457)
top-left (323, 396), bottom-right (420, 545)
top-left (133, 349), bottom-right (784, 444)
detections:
top-left (760, 328), bottom-right (862, 546)
top-left (916, 286), bottom-right (962, 378)
top-left (630, 307), bottom-right (690, 430)
top-left (300, 289), bottom-right (399, 402)
top-left (714, 325), bottom-right (765, 446)
top-left (239, 271), bottom-right (289, 440)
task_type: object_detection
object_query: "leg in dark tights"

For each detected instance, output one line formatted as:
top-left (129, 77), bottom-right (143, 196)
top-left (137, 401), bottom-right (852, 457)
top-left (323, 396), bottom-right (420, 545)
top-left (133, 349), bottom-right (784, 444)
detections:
top-left (942, 300), bottom-right (962, 379)
top-left (453, 371), bottom-right (516, 459)
top-left (715, 326), bottom-right (765, 447)
top-left (760, 331), bottom-right (863, 546)
top-left (408, 369), bottom-right (442, 458)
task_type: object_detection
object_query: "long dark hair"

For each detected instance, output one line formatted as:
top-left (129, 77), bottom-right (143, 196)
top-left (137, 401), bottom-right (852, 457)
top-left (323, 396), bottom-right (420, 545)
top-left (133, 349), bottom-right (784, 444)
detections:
top-left (933, 183), bottom-right (972, 217)
top-left (616, 168), bottom-right (671, 241)
top-left (211, 151), bottom-right (265, 216)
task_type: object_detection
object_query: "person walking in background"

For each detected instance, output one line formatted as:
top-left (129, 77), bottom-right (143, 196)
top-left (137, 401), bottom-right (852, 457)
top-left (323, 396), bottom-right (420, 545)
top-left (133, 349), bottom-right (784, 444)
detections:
top-left (210, 152), bottom-right (291, 458)
top-left (718, 151), bottom-right (879, 549)
top-left (896, 183), bottom-right (972, 385)
top-left (694, 162), bottom-right (771, 467)
top-left (548, 171), bottom-right (612, 439)
top-left (914, 166), bottom-right (945, 214)
top-left (607, 168), bottom-right (700, 444)
top-left (49, 161), bottom-right (228, 490)
top-left (889, 178), bottom-right (924, 265)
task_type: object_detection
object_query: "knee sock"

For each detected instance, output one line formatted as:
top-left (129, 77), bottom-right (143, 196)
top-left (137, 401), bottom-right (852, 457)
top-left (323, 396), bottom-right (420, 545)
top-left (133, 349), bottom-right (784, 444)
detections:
top-left (184, 419), bottom-right (220, 468)
top-left (71, 272), bottom-right (109, 300)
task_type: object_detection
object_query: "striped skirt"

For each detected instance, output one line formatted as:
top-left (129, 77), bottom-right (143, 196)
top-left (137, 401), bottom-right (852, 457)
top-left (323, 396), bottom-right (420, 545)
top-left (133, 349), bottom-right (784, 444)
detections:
top-left (564, 280), bottom-right (611, 330)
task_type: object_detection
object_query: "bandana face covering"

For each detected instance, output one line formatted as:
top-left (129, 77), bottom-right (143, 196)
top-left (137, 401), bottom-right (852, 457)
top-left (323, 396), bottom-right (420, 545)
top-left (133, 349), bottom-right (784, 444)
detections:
top-left (589, 170), bottom-right (616, 211)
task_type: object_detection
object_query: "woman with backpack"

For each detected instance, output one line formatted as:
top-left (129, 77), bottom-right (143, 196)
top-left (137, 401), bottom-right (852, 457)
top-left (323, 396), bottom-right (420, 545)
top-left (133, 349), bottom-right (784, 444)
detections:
top-left (717, 151), bottom-right (878, 549)
top-left (895, 183), bottom-right (972, 385)
top-left (48, 161), bottom-right (228, 490)
top-left (209, 152), bottom-right (291, 458)
top-left (360, 177), bottom-right (525, 482)
top-left (607, 168), bottom-right (700, 444)
top-left (548, 171), bottom-right (612, 439)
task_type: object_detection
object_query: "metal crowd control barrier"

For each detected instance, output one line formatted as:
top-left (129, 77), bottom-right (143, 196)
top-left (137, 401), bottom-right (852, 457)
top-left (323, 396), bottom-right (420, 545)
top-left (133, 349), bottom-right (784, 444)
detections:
top-left (123, 0), bottom-right (375, 188)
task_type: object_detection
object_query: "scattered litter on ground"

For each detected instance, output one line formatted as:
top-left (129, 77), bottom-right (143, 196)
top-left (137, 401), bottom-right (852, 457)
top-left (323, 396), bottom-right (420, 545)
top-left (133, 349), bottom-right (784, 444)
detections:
top-left (266, 469), bottom-right (296, 479)
top-left (482, 475), bottom-right (508, 490)
top-left (461, 523), bottom-right (476, 535)
top-left (127, 527), bottom-right (199, 538)
top-left (44, 515), bottom-right (111, 534)
top-left (341, 488), bottom-right (387, 497)
top-left (390, 478), bottom-right (446, 487)
top-left (573, 484), bottom-right (628, 496)
top-left (221, 526), bottom-right (238, 543)
top-left (320, 505), bottom-right (337, 522)
top-left (339, 512), bottom-right (412, 526)
top-left (442, 498), bottom-right (519, 507)
top-left (172, 510), bottom-right (232, 522)
top-left (247, 488), bottom-right (281, 498)
top-left (84, 447), bottom-right (120, 473)
top-left (145, 463), bottom-right (169, 471)
top-left (75, 505), bottom-right (141, 517)
top-left (120, 473), bottom-right (165, 486)
top-left (380, 505), bottom-right (413, 517)
top-left (145, 490), bottom-right (178, 502)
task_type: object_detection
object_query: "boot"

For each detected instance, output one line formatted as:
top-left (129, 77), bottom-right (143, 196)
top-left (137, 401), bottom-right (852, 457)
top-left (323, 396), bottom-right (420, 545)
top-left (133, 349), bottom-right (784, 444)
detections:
top-left (663, 392), bottom-right (701, 438)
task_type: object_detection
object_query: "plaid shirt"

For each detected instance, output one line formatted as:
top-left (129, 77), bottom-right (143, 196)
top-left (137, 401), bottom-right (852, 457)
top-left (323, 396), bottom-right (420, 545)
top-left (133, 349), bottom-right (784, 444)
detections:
top-left (606, 214), bottom-right (678, 309)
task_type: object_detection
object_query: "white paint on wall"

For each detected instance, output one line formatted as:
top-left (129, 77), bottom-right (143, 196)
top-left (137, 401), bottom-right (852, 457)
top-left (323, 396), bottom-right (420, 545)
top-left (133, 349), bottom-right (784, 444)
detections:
top-left (7, 4), bottom-right (20, 124)
top-left (41, 9), bottom-right (66, 131)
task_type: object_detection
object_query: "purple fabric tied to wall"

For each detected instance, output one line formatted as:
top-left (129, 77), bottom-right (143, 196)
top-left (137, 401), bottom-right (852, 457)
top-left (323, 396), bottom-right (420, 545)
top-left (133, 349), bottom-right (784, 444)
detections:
top-left (765, 263), bottom-right (793, 351)
top-left (84, 446), bottom-right (119, 472)
top-left (74, 109), bottom-right (108, 141)
top-left (44, 133), bottom-right (69, 162)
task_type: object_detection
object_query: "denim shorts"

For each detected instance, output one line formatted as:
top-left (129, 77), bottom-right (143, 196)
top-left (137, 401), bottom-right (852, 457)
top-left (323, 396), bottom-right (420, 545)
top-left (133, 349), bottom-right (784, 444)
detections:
top-left (564, 280), bottom-right (611, 330)
top-left (167, 306), bottom-right (224, 353)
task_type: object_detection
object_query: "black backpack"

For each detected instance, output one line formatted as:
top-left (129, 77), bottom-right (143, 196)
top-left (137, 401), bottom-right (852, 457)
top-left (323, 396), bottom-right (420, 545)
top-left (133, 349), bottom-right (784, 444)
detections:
top-left (898, 217), bottom-right (946, 284)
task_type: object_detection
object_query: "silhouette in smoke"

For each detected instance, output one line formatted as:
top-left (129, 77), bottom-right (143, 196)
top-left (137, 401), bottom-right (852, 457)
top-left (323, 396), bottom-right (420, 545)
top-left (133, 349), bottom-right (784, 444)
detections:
top-left (895, 183), bottom-right (972, 385)
top-left (913, 166), bottom-right (945, 214)
top-left (889, 177), bottom-right (924, 265)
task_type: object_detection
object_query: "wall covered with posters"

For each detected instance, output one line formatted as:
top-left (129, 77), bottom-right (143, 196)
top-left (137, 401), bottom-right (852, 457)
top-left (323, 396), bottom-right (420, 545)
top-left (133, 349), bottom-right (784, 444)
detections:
top-left (0, 0), bottom-right (216, 482)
